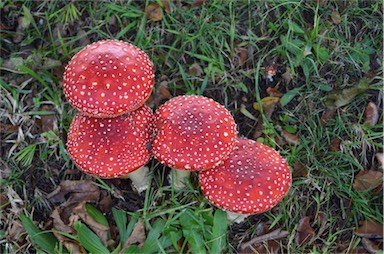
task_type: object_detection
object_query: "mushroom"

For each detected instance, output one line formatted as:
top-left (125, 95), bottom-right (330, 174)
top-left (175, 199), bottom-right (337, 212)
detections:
top-left (66, 105), bottom-right (154, 192)
top-left (63, 40), bottom-right (154, 118)
top-left (152, 95), bottom-right (237, 189)
top-left (199, 137), bottom-right (292, 223)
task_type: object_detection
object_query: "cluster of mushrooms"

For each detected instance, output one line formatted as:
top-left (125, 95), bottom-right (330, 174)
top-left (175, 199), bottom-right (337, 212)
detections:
top-left (63, 40), bottom-right (292, 222)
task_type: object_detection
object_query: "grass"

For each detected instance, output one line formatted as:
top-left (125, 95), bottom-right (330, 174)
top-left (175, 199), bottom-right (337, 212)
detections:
top-left (1, 0), bottom-right (383, 253)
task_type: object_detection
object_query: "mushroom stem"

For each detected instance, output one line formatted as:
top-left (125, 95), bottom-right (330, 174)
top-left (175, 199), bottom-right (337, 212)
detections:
top-left (168, 169), bottom-right (191, 189)
top-left (128, 166), bottom-right (150, 193)
top-left (226, 211), bottom-right (249, 223)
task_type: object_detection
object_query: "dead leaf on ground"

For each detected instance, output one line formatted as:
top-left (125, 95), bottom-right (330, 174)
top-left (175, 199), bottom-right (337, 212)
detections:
top-left (266, 87), bottom-right (283, 97)
top-left (160, 0), bottom-right (171, 14)
top-left (47, 180), bottom-right (100, 206)
top-left (189, 63), bottom-right (203, 77)
top-left (282, 68), bottom-right (293, 84)
top-left (353, 170), bottom-right (383, 191)
top-left (355, 220), bottom-right (384, 239)
top-left (122, 218), bottom-right (146, 250)
top-left (364, 102), bottom-right (379, 126)
top-left (320, 108), bottom-right (336, 126)
top-left (191, 0), bottom-right (207, 8)
top-left (253, 97), bottom-right (280, 112)
top-left (361, 238), bottom-right (383, 254)
top-left (239, 228), bottom-right (289, 252)
top-left (292, 162), bottom-right (308, 177)
top-left (146, 3), bottom-right (163, 22)
top-left (234, 48), bottom-right (248, 66)
top-left (0, 123), bottom-right (19, 133)
top-left (295, 216), bottom-right (315, 247)
top-left (253, 116), bottom-right (264, 140)
top-left (71, 202), bottom-right (110, 245)
top-left (281, 130), bottom-right (301, 145)
top-left (40, 105), bottom-right (57, 133)
top-left (329, 10), bottom-right (341, 24)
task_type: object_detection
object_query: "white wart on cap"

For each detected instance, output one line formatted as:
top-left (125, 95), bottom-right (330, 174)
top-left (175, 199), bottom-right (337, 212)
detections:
top-left (199, 137), bottom-right (292, 215)
top-left (67, 105), bottom-right (154, 178)
top-left (152, 95), bottom-right (237, 171)
top-left (63, 40), bottom-right (154, 118)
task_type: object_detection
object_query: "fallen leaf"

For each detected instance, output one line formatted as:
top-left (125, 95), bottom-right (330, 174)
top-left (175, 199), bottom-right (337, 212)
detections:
top-left (47, 180), bottom-right (100, 206)
top-left (253, 97), bottom-right (280, 112)
top-left (7, 219), bottom-right (24, 242)
top-left (376, 153), bottom-right (383, 169)
top-left (40, 105), bottom-right (57, 133)
top-left (330, 138), bottom-right (341, 152)
top-left (266, 87), bottom-right (283, 97)
top-left (355, 220), bottom-right (383, 238)
top-left (160, 0), bottom-right (171, 14)
top-left (295, 217), bottom-right (315, 247)
top-left (145, 3), bottom-right (163, 22)
top-left (191, 0), bottom-right (207, 8)
top-left (253, 116), bottom-right (264, 140)
top-left (0, 123), bottom-right (19, 133)
top-left (361, 238), bottom-right (382, 254)
top-left (189, 63), bottom-right (203, 77)
top-left (353, 170), bottom-right (383, 191)
top-left (320, 109), bottom-right (336, 126)
top-left (122, 218), bottom-right (146, 250)
top-left (71, 202), bottom-right (110, 245)
top-left (292, 162), bottom-right (308, 177)
top-left (234, 48), bottom-right (248, 66)
top-left (329, 10), bottom-right (341, 24)
top-left (325, 78), bottom-right (370, 109)
top-left (240, 228), bottom-right (289, 250)
top-left (364, 102), bottom-right (379, 126)
top-left (281, 130), bottom-right (301, 145)
top-left (282, 68), bottom-right (293, 84)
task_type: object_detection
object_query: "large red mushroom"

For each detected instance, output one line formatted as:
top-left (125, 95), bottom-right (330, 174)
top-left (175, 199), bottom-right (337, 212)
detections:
top-left (152, 95), bottom-right (237, 188)
top-left (66, 105), bottom-right (154, 192)
top-left (199, 137), bottom-right (292, 222)
top-left (63, 40), bottom-right (154, 118)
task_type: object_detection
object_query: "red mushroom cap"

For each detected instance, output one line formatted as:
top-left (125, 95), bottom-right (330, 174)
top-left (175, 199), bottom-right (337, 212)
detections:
top-left (152, 95), bottom-right (237, 171)
top-left (199, 137), bottom-right (292, 214)
top-left (67, 105), bottom-right (154, 178)
top-left (63, 40), bottom-right (154, 118)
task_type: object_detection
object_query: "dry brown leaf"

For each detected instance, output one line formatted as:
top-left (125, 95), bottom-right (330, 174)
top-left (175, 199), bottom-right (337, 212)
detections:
top-left (361, 238), bottom-right (383, 254)
top-left (281, 130), bottom-right (301, 145)
top-left (47, 180), bottom-right (100, 206)
top-left (240, 228), bottom-right (289, 250)
top-left (160, 0), bottom-right (171, 14)
top-left (253, 116), bottom-right (264, 140)
top-left (364, 102), bottom-right (379, 126)
top-left (7, 219), bottom-right (24, 242)
top-left (329, 10), bottom-right (341, 24)
top-left (353, 170), bottom-right (383, 191)
top-left (320, 108), bottom-right (336, 126)
top-left (295, 216), bottom-right (315, 247)
top-left (122, 218), bottom-right (146, 250)
top-left (253, 97), bottom-right (280, 112)
top-left (234, 48), bottom-right (248, 66)
top-left (189, 63), bottom-right (203, 77)
top-left (0, 123), bottom-right (19, 133)
top-left (330, 138), bottom-right (341, 152)
top-left (266, 87), bottom-right (283, 97)
top-left (40, 105), bottom-right (57, 133)
top-left (71, 202), bottom-right (110, 245)
top-left (355, 220), bottom-right (384, 239)
top-left (191, 0), bottom-right (207, 8)
top-left (292, 161), bottom-right (308, 177)
top-left (145, 3), bottom-right (163, 22)
top-left (282, 68), bottom-right (293, 84)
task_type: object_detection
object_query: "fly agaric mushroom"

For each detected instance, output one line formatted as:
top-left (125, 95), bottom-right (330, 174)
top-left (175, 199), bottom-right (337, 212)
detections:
top-left (67, 105), bottom-right (154, 192)
top-left (152, 95), bottom-right (237, 189)
top-left (63, 40), bottom-right (154, 118)
top-left (199, 137), bottom-right (292, 223)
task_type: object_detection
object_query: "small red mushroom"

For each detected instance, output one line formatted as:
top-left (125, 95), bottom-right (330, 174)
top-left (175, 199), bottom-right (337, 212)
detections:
top-left (66, 105), bottom-right (154, 192)
top-left (199, 137), bottom-right (292, 222)
top-left (152, 95), bottom-right (237, 188)
top-left (63, 40), bottom-right (154, 118)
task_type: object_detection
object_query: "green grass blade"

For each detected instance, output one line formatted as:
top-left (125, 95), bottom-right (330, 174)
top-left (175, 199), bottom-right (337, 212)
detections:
top-left (210, 209), bottom-right (227, 254)
top-left (19, 215), bottom-right (59, 253)
top-left (74, 221), bottom-right (109, 254)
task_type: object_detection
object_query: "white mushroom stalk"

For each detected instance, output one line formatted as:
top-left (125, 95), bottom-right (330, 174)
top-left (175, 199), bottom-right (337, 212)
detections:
top-left (128, 166), bottom-right (150, 193)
